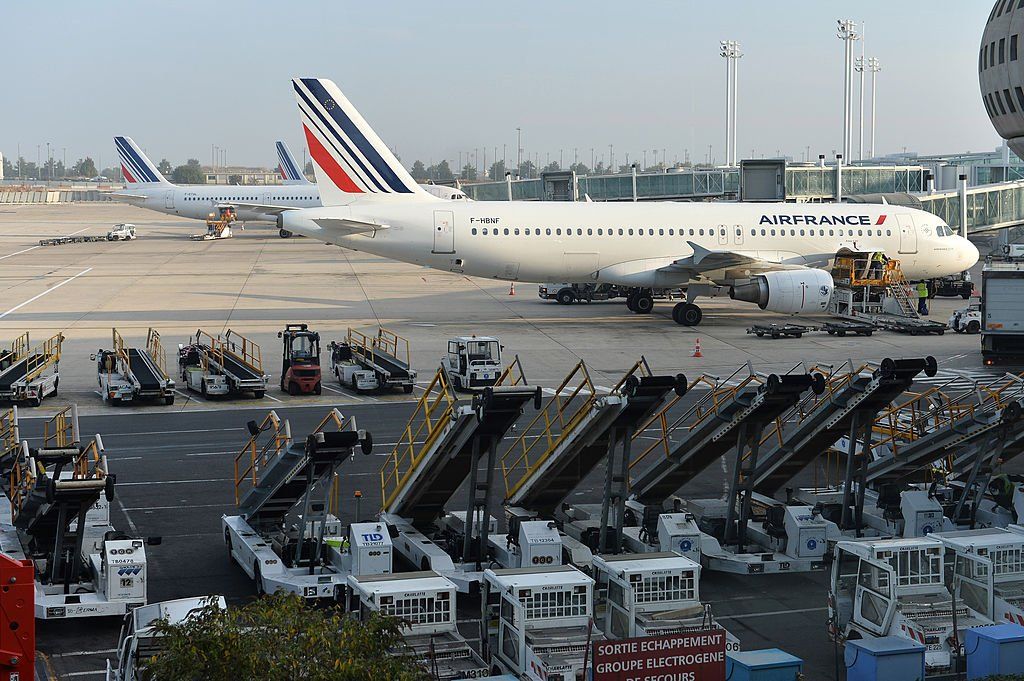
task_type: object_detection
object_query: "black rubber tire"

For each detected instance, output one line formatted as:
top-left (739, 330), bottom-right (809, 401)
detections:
top-left (279, 229), bottom-right (292, 238)
top-left (201, 381), bottom-right (208, 397)
top-left (403, 384), bottom-right (414, 394)
top-left (626, 295), bottom-right (638, 313)
top-left (556, 290), bottom-right (575, 305)
top-left (837, 331), bottom-right (846, 337)
top-left (756, 332), bottom-right (764, 337)
top-left (634, 295), bottom-right (655, 314)
top-left (314, 382), bottom-right (322, 395)
top-left (225, 532), bottom-right (233, 561)
top-left (771, 333), bottom-right (780, 339)
top-left (967, 320), bottom-right (981, 334)
top-left (865, 331), bottom-right (872, 336)
top-left (962, 292), bottom-right (971, 300)
top-left (254, 562), bottom-right (265, 596)
top-left (164, 394), bottom-right (175, 406)
top-left (676, 303), bottom-right (702, 326)
top-left (288, 382), bottom-right (299, 396)
top-left (253, 390), bottom-right (265, 399)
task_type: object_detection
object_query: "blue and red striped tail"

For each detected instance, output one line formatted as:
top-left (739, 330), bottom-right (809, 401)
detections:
top-left (113, 136), bottom-right (168, 185)
top-left (292, 78), bottom-right (431, 204)
top-left (276, 141), bottom-right (309, 184)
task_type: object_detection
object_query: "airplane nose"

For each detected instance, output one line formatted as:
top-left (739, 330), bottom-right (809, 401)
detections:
top-left (962, 238), bottom-right (980, 267)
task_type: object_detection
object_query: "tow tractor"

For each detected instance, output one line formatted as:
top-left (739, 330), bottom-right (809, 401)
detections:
top-left (830, 537), bottom-right (993, 674)
top-left (931, 272), bottom-right (974, 299)
top-left (278, 324), bottom-right (322, 395)
top-left (0, 405), bottom-right (150, 619)
top-left (106, 223), bottom-right (137, 241)
top-left (190, 206), bottom-right (234, 240)
top-left (0, 332), bottom-right (63, 407)
top-left (950, 301), bottom-right (982, 334)
top-left (328, 327), bottom-right (416, 394)
top-left (481, 565), bottom-right (604, 680)
top-left (441, 336), bottom-right (503, 391)
top-left (94, 328), bottom-right (175, 405)
top-left (344, 572), bottom-right (489, 680)
top-left (106, 596), bottom-right (227, 681)
top-left (178, 329), bottom-right (268, 398)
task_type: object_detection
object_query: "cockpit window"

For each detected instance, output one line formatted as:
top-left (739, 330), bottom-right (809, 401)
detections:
top-left (936, 224), bottom-right (954, 237)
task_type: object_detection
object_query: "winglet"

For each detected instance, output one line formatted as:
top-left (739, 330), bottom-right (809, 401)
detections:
top-left (687, 241), bottom-right (713, 266)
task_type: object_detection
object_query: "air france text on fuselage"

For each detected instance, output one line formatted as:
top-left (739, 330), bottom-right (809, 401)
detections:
top-left (759, 214), bottom-right (885, 226)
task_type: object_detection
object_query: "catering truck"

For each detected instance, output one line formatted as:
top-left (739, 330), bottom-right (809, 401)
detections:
top-left (982, 246), bottom-right (1024, 366)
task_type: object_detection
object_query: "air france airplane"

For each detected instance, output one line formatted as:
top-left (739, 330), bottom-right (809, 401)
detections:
top-left (276, 141), bottom-right (310, 184)
top-left (278, 78), bottom-right (978, 326)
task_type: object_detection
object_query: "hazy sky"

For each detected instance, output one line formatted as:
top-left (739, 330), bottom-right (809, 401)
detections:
top-left (2, 1), bottom-right (1002, 171)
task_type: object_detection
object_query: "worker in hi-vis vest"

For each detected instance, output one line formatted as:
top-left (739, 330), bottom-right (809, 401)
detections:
top-left (916, 281), bottom-right (929, 315)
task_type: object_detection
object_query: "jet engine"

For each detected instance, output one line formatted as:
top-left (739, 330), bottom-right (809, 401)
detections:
top-left (730, 269), bottom-right (834, 314)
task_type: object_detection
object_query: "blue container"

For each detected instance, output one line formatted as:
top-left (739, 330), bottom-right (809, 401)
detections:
top-left (966, 623), bottom-right (1024, 679)
top-left (844, 636), bottom-right (925, 681)
top-left (725, 649), bottom-right (803, 681)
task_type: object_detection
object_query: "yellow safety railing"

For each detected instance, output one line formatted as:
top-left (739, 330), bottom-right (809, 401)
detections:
top-left (42, 405), bottom-right (78, 449)
top-left (347, 327), bottom-right (412, 370)
top-left (7, 333), bottom-right (29, 363)
top-left (495, 354), bottom-right (528, 387)
top-left (223, 329), bottom-right (263, 373)
top-left (11, 433), bottom-right (106, 521)
top-left (833, 256), bottom-right (907, 288)
top-left (147, 328), bottom-right (170, 379)
top-left (379, 368), bottom-right (457, 510)
top-left (233, 411), bottom-right (292, 505)
top-left (499, 361), bottom-right (596, 500)
top-left (9, 452), bottom-right (42, 522)
top-left (23, 333), bottom-right (62, 385)
top-left (611, 356), bottom-right (653, 393)
top-left (0, 408), bottom-right (19, 459)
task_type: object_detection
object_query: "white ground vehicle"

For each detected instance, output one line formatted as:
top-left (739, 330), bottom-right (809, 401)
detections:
top-left (94, 329), bottom-right (175, 405)
top-left (935, 528), bottom-right (1024, 626)
top-left (481, 565), bottom-right (603, 680)
top-left (345, 572), bottom-right (489, 680)
top-left (830, 537), bottom-right (993, 674)
top-left (949, 302), bottom-right (982, 334)
top-left (539, 283), bottom-right (623, 305)
top-left (441, 336), bottom-right (503, 391)
top-left (106, 223), bottom-right (137, 240)
top-left (106, 596), bottom-right (227, 681)
top-left (328, 328), bottom-right (416, 394)
top-left (593, 552), bottom-right (739, 651)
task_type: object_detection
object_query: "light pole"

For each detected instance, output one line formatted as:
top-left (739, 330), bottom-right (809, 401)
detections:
top-left (837, 20), bottom-right (860, 162)
top-left (869, 57), bottom-right (881, 159)
top-left (855, 55), bottom-right (866, 161)
top-left (62, 147), bottom-right (66, 179)
top-left (720, 40), bottom-right (743, 166)
top-left (46, 142), bottom-right (51, 180)
top-left (516, 128), bottom-right (522, 177)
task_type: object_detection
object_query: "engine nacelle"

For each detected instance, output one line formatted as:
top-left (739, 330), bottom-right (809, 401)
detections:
top-left (730, 269), bottom-right (834, 314)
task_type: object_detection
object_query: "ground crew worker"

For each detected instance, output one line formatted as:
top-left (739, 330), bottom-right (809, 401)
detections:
top-left (990, 473), bottom-right (1016, 510)
top-left (871, 251), bottom-right (885, 278)
top-left (916, 280), bottom-right (929, 315)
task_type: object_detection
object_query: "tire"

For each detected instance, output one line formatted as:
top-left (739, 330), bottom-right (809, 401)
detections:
top-left (253, 390), bottom-right (265, 399)
top-left (109, 396), bottom-right (121, 407)
top-left (279, 229), bottom-right (292, 238)
top-left (403, 384), bottom-right (414, 394)
top-left (29, 396), bottom-right (41, 408)
top-left (225, 532), bottom-right (233, 561)
top-left (201, 381), bottom-right (208, 397)
top-left (556, 290), bottom-right (575, 305)
top-left (626, 295), bottom-right (638, 313)
top-left (634, 295), bottom-right (655, 314)
top-left (826, 330), bottom-right (835, 336)
top-left (254, 562), bottom-right (265, 596)
top-left (314, 382), bottom-right (322, 395)
top-left (288, 382), bottom-right (299, 396)
top-left (967, 320), bottom-right (981, 334)
top-left (672, 302), bottom-right (702, 326)
top-left (453, 375), bottom-right (463, 391)
top-left (865, 331), bottom-right (873, 336)
top-left (838, 331), bottom-right (846, 337)
top-left (771, 333), bottom-right (780, 339)
top-left (164, 394), bottom-right (175, 406)
top-left (755, 332), bottom-right (764, 338)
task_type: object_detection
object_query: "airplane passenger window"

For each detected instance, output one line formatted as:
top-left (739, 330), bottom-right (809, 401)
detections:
top-left (472, 228), bottom-right (478, 235)
top-left (749, 229), bottom-right (754, 236)
top-left (514, 228), bottom-right (520, 235)
top-left (886, 230), bottom-right (892, 236)
top-left (556, 229), bottom-right (562, 235)
top-left (771, 229), bottom-right (776, 236)
top-left (790, 229), bottom-right (796, 236)
top-left (761, 229), bottom-right (766, 236)
top-left (799, 229), bottom-right (805, 236)
top-left (597, 229), bottom-right (603, 235)
top-left (829, 230), bottom-right (834, 236)
top-left (587, 229), bottom-right (593, 236)
top-left (858, 230), bottom-right (864, 236)
top-left (576, 229), bottom-right (583, 236)
top-left (659, 229), bottom-right (664, 236)
top-left (482, 228), bottom-right (487, 235)
top-left (669, 229), bottom-right (674, 236)
top-left (546, 228), bottom-right (552, 235)
top-left (503, 228), bottom-right (509, 235)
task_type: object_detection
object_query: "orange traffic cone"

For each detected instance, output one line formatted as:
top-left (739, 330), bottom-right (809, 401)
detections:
top-left (692, 338), bottom-right (703, 358)
top-left (509, 282), bottom-right (516, 296)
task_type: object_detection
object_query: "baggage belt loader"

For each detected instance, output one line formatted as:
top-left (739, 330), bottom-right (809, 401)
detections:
top-left (179, 329), bottom-right (268, 398)
top-left (94, 328), bottom-right (175, 405)
top-left (329, 327), bottom-right (416, 394)
top-left (0, 332), bottom-right (63, 407)
top-left (344, 571), bottom-right (489, 680)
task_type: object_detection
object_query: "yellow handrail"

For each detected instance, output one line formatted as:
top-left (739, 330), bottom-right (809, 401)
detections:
top-left (0, 408), bottom-right (19, 459)
top-left (23, 333), bottom-right (62, 385)
top-left (147, 328), bottom-right (170, 380)
top-left (223, 329), bottom-right (262, 373)
top-left (42, 405), bottom-right (77, 449)
top-left (233, 411), bottom-right (291, 505)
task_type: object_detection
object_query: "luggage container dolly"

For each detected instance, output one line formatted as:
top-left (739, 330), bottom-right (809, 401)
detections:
top-left (746, 322), bottom-right (813, 339)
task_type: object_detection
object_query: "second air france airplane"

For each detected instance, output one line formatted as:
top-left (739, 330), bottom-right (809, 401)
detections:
top-left (277, 77), bottom-right (978, 327)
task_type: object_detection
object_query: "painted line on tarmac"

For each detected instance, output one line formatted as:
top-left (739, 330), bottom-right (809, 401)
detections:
top-left (320, 384), bottom-right (345, 395)
top-left (265, 393), bottom-right (283, 403)
top-left (101, 427), bottom-right (246, 437)
top-left (185, 450), bottom-right (234, 457)
top-left (113, 497), bottom-right (140, 536)
top-left (118, 477), bottom-right (233, 486)
top-left (0, 245), bottom-right (40, 261)
top-left (717, 606), bottom-right (827, 621)
top-left (0, 267), bottom-right (92, 320)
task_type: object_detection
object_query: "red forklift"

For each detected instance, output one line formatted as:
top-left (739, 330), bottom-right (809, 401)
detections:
top-left (278, 324), bottom-right (322, 395)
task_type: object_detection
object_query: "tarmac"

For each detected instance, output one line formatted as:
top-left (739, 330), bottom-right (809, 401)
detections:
top-left (0, 204), bottom-right (1007, 679)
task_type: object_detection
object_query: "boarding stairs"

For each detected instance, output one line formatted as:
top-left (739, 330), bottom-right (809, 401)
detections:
top-left (234, 409), bottom-right (367, 528)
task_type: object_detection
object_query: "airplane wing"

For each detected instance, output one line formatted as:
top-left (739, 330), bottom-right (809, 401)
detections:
top-left (657, 242), bottom-right (811, 278)
top-left (311, 217), bottom-right (387, 236)
top-left (229, 202), bottom-right (298, 216)
top-left (105, 192), bottom-right (148, 202)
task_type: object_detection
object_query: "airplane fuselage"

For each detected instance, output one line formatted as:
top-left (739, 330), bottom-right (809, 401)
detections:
top-left (122, 184), bottom-right (321, 222)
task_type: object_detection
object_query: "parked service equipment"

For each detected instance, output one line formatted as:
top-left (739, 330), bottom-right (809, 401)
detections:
top-left (39, 233), bottom-right (115, 246)
top-left (190, 207), bottom-right (234, 240)
top-left (106, 596), bottom-right (227, 681)
top-left (830, 537), bottom-right (993, 674)
top-left (0, 553), bottom-right (33, 680)
top-left (225, 410), bottom-right (378, 599)
top-left (442, 336), bottom-right (502, 391)
top-left (983, 250), bottom-right (1024, 365)
top-left (539, 282), bottom-right (622, 305)
top-left (279, 324), bottom-right (322, 395)
top-left (106, 223), bottom-right (137, 241)
top-left (934, 528), bottom-right (1024, 627)
top-left (950, 302), bottom-right (982, 334)
top-left (178, 329), bottom-right (268, 398)
top-left (344, 572), bottom-right (488, 680)
top-left (329, 328), bottom-right (416, 394)
top-left (0, 332), bottom-right (62, 407)
top-left (931, 273), bottom-right (974, 299)
top-left (0, 405), bottom-right (150, 619)
top-left (94, 328), bottom-right (175, 405)
top-left (481, 565), bottom-right (604, 680)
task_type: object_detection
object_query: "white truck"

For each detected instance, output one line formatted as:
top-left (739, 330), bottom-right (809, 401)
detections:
top-left (442, 336), bottom-right (503, 391)
top-left (106, 223), bottom-right (137, 241)
top-left (830, 537), bottom-right (993, 674)
top-left (593, 552), bottom-right (739, 651)
top-left (345, 571), bottom-right (489, 680)
top-left (481, 565), bottom-right (604, 680)
top-left (982, 248), bottom-right (1024, 365)
top-left (935, 527), bottom-right (1024, 627)
top-left (106, 596), bottom-right (227, 681)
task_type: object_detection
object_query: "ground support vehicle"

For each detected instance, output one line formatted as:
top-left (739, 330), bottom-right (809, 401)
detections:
top-left (441, 336), bottom-right (503, 391)
top-left (94, 328), bottom-right (175, 405)
top-left (0, 332), bottom-right (63, 406)
top-left (178, 329), bottom-right (268, 398)
top-left (983, 253), bottom-right (1024, 365)
top-left (747, 322), bottom-right (813, 339)
top-left (0, 405), bottom-right (149, 619)
top-left (106, 596), bottom-right (227, 681)
top-left (593, 552), bottom-right (739, 651)
top-left (935, 528), bottom-right (1024, 627)
top-left (39, 234), bottom-right (112, 246)
top-left (344, 572), bottom-right (488, 680)
top-left (106, 223), bottom-right (137, 241)
top-left (828, 252), bottom-right (920, 322)
top-left (879, 317), bottom-right (947, 335)
top-left (224, 409), bottom-right (379, 599)
top-left (278, 323), bottom-right (322, 395)
top-left (190, 207), bottom-right (234, 240)
top-left (950, 302), bottom-right (982, 334)
top-left (481, 565), bottom-right (603, 680)
top-left (931, 273), bottom-right (974, 299)
top-left (830, 537), bottom-right (993, 674)
top-left (822, 320), bottom-right (876, 336)
top-left (329, 327), bottom-right (415, 394)
top-left (538, 283), bottom-right (622, 305)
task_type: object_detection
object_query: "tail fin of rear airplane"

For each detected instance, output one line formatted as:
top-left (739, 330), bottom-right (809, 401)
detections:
top-left (114, 136), bottom-right (169, 185)
top-left (276, 141), bottom-right (309, 184)
top-left (292, 77), bottom-right (434, 205)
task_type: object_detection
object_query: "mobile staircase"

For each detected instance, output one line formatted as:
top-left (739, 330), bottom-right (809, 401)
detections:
top-left (224, 409), bottom-right (380, 599)
top-left (95, 328), bottom-right (175, 405)
top-left (179, 329), bottom-right (268, 398)
top-left (0, 332), bottom-right (63, 407)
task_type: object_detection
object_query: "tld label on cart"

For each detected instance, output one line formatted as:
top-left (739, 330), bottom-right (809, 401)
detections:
top-left (593, 630), bottom-right (726, 681)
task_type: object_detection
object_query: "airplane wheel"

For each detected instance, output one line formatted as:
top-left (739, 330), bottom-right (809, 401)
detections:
top-left (672, 302), bottom-right (702, 326)
top-left (279, 229), bottom-right (293, 239)
top-left (634, 294), bottom-right (654, 314)
top-left (626, 294), bottom-right (638, 312)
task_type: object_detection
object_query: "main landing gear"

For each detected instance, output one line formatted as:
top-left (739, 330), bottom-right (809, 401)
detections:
top-left (625, 287), bottom-right (704, 326)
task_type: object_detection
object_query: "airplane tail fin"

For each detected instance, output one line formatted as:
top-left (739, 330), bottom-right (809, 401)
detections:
top-left (114, 136), bottom-right (169, 185)
top-left (276, 141), bottom-right (309, 184)
top-left (292, 77), bottom-right (434, 205)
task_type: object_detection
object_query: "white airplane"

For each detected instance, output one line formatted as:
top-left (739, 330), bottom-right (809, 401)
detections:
top-left (278, 78), bottom-right (978, 326)
top-left (113, 135), bottom-right (466, 236)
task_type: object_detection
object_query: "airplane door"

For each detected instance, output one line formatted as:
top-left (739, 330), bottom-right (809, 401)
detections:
top-left (164, 190), bottom-right (175, 210)
top-left (433, 210), bottom-right (455, 254)
top-left (897, 214), bottom-right (917, 254)
top-left (717, 224), bottom-right (728, 246)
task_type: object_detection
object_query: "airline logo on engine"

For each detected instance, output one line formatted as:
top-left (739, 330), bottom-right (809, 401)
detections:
top-left (759, 214), bottom-right (887, 226)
